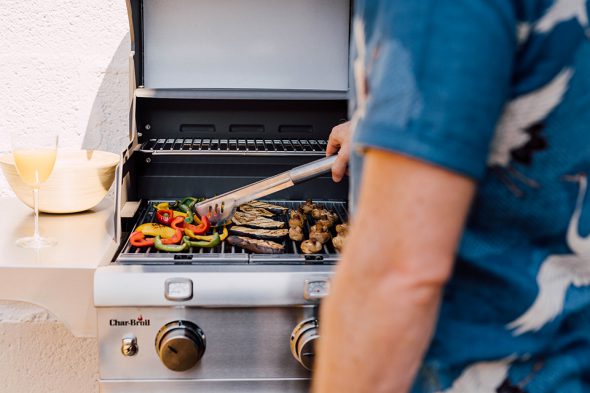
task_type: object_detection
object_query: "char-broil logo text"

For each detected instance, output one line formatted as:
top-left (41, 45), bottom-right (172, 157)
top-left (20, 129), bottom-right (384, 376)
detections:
top-left (109, 314), bottom-right (150, 326)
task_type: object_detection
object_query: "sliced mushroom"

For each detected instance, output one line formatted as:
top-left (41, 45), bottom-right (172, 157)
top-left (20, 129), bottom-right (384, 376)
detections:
top-left (289, 226), bottom-right (304, 242)
top-left (301, 239), bottom-right (323, 254)
top-left (332, 235), bottom-right (345, 252)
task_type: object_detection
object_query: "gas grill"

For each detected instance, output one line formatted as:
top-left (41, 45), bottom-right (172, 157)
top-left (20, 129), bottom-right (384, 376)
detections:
top-left (95, 1), bottom-right (351, 392)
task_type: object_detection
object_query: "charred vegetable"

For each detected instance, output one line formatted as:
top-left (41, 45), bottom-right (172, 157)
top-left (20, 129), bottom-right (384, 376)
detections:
top-left (232, 212), bottom-right (285, 228)
top-left (289, 210), bottom-right (306, 228)
top-left (300, 199), bottom-right (316, 214)
top-left (230, 226), bottom-right (288, 240)
top-left (289, 226), bottom-right (304, 242)
top-left (332, 235), bottom-right (346, 252)
top-left (154, 236), bottom-right (188, 252)
top-left (246, 201), bottom-right (288, 214)
top-left (336, 223), bottom-right (349, 236)
top-left (135, 223), bottom-right (176, 239)
top-left (183, 232), bottom-right (221, 249)
top-left (238, 204), bottom-right (275, 217)
top-left (227, 236), bottom-right (285, 254)
top-left (301, 239), bottom-right (322, 254)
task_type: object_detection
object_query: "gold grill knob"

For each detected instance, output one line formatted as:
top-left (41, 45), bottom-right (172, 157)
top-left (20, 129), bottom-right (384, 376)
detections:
top-left (155, 320), bottom-right (206, 372)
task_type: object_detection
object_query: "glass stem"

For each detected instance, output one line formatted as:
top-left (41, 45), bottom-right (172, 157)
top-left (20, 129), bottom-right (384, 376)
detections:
top-left (33, 187), bottom-right (40, 240)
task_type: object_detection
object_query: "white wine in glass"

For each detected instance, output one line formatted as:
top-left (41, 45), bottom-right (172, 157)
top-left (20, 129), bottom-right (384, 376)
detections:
top-left (11, 133), bottom-right (59, 248)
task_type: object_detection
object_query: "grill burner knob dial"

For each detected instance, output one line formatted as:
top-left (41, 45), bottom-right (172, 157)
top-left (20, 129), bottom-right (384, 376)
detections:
top-left (155, 320), bottom-right (206, 372)
top-left (290, 318), bottom-right (319, 371)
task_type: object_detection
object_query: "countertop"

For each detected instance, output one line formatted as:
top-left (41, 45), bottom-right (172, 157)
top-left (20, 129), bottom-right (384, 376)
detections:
top-left (0, 197), bottom-right (118, 337)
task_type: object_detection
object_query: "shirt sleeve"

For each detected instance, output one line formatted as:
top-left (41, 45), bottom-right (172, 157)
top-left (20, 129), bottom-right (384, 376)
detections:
top-left (351, 0), bottom-right (517, 180)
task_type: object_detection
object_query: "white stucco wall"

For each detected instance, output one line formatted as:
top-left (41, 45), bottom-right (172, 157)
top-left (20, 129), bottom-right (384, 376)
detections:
top-left (0, 1), bottom-right (130, 392)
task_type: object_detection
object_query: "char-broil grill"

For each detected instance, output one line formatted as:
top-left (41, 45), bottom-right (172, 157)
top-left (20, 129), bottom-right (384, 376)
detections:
top-left (95, 1), bottom-right (351, 392)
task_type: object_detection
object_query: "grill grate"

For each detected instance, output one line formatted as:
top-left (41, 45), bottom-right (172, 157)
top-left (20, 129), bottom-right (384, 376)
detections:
top-left (116, 199), bottom-right (348, 264)
top-left (140, 138), bottom-right (328, 156)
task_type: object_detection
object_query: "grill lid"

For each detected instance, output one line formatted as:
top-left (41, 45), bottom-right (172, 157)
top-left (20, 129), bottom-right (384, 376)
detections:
top-left (127, 0), bottom-right (351, 92)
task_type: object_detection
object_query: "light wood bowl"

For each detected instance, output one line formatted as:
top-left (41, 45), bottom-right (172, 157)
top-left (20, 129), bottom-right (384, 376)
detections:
top-left (0, 149), bottom-right (119, 213)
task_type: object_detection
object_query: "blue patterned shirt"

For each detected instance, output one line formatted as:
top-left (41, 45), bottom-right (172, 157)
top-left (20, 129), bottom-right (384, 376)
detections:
top-left (349, 1), bottom-right (590, 392)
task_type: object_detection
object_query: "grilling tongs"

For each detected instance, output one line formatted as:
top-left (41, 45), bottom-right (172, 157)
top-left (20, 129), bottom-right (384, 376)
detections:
top-left (194, 155), bottom-right (337, 226)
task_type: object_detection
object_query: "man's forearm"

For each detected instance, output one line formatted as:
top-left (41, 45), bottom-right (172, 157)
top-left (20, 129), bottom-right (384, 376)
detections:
top-left (314, 260), bottom-right (445, 392)
top-left (313, 149), bottom-right (475, 392)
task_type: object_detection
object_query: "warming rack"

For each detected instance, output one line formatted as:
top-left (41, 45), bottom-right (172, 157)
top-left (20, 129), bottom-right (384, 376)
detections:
top-left (116, 200), bottom-right (347, 264)
top-left (140, 139), bottom-right (328, 156)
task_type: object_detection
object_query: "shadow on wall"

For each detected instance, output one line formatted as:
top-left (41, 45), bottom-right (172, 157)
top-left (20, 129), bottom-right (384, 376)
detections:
top-left (82, 33), bottom-right (131, 154)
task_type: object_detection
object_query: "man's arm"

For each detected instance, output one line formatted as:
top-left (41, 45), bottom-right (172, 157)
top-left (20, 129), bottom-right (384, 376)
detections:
top-left (313, 148), bottom-right (475, 393)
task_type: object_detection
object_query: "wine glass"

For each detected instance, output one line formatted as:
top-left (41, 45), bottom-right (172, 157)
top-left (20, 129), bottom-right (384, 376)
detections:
top-left (11, 132), bottom-right (59, 248)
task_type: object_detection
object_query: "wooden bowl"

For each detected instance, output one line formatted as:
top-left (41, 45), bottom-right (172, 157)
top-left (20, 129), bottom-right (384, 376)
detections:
top-left (0, 149), bottom-right (119, 213)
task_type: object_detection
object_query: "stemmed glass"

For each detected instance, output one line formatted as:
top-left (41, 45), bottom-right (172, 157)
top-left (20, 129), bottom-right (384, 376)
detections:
top-left (11, 133), bottom-right (59, 248)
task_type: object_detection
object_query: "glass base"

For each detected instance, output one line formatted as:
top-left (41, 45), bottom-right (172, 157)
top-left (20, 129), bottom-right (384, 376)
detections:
top-left (15, 236), bottom-right (57, 249)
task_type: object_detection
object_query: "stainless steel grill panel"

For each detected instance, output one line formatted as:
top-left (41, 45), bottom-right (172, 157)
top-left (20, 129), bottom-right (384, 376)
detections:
top-left (140, 139), bottom-right (328, 156)
top-left (117, 200), bottom-right (347, 264)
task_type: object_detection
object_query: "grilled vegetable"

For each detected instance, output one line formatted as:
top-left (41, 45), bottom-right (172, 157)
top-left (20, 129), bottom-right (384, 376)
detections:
top-left (311, 208), bottom-right (325, 219)
top-left (178, 203), bottom-right (194, 224)
top-left (301, 199), bottom-right (316, 214)
top-left (289, 210), bottom-right (305, 228)
top-left (246, 201), bottom-right (288, 214)
top-left (183, 232), bottom-right (220, 248)
top-left (230, 226), bottom-right (288, 240)
top-left (135, 223), bottom-right (176, 238)
top-left (182, 215), bottom-right (210, 235)
top-left (156, 209), bottom-right (175, 226)
top-left (153, 202), bottom-right (188, 217)
top-left (232, 212), bottom-right (285, 228)
top-left (310, 231), bottom-right (331, 244)
top-left (301, 239), bottom-right (322, 254)
top-left (332, 235), bottom-right (346, 252)
top-left (154, 236), bottom-right (188, 252)
top-left (289, 226), bottom-right (304, 242)
top-left (238, 205), bottom-right (275, 217)
top-left (310, 223), bottom-right (329, 233)
top-left (227, 236), bottom-right (285, 254)
top-left (309, 223), bottom-right (330, 244)
top-left (336, 223), bottom-right (348, 236)
top-left (130, 231), bottom-right (154, 247)
top-left (185, 226), bottom-right (228, 242)
top-left (161, 227), bottom-right (184, 245)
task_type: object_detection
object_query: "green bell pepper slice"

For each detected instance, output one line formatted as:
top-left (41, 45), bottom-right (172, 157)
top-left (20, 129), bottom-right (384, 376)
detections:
top-left (182, 232), bottom-right (220, 248)
top-left (154, 236), bottom-right (188, 252)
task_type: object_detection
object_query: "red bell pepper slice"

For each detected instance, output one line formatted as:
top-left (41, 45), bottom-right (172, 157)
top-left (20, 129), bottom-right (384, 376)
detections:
top-left (156, 209), bottom-right (175, 226)
top-left (130, 231), bottom-right (154, 247)
top-left (170, 216), bottom-right (185, 230)
top-left (161, 216), bottom-right (185, 245)
top-left (183, 215), bottom-right (210, 235)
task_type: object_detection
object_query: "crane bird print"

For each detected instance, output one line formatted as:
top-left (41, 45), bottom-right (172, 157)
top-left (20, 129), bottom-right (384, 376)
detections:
top-left (436, 357), bottom-right (515, 393)
top-left (508, 173), bottom-right (590, 335)
top-left (487, 68), bottom-right (573, 196)
top-left (535, 0), bottom-right (590, 37)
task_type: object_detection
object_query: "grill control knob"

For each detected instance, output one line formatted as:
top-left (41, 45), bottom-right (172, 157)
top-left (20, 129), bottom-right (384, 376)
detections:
top-left (155, 320), bottom-right (206, 372)
top-left (121, 336), bottom-right (138, 356)
top-left (290, 318), bottom-right (319, 371)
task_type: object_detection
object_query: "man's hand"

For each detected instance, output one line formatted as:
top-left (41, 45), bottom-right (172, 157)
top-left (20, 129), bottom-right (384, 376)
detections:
top-left (327, 121), bottom-right (351, 182)
top-left (313, 149), bottom-right (475, 393)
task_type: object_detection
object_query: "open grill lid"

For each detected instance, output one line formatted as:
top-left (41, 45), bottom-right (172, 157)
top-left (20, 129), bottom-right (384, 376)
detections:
top-left (126, 0), bottom-right (351, 94)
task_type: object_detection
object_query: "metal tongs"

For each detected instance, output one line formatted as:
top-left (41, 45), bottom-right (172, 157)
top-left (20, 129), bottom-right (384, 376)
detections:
top-left (194, 155), bottom-right (337, 226)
